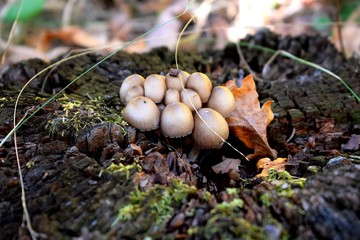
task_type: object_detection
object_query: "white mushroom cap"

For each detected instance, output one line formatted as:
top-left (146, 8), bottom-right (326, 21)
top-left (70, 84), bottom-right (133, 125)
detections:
top-left (164, 88), bottom-right (180, 105)
top-left (207, 86), bottom-right (235, 117)
top-left (144, 74), bottom-right (166, 103)
top-left (123, 96), bottom-right (160, 131)
top-left (180, 88), bottom-right (202, 111)
top-left (186, 72), bottom-right (212, 103)
top-left (119, 74), bottom-right (145, 104)
top-left (165, 69), bottom-right (190, 91)
top-left (161, 102), bottom-right (194, 138)
top-left (124, 85), bottom-right (144, 104)
top-left (193, 108), bottom-right (229, 149)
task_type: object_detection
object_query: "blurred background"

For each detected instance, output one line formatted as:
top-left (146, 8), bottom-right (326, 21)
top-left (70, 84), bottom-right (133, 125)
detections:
top-left (0, 0), bottom-right (359, 63)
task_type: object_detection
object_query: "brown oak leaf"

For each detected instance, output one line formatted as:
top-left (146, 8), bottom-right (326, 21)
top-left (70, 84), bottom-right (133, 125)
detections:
top-left (212, 157), bottom-right (241, 174)
top-left (225, 74), bottom-right (277, 160)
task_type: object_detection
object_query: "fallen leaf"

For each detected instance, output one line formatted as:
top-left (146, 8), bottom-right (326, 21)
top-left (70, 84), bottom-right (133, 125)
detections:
top-left (212, 156), bottom-right (241, 174)
top-left (37, 26), bottom-right (103, 52)
top-left (129, 143), bottom-right (143, 156)
top-left (256, 157), bottom-right (272, 171)
top-left (256, 157), bottom-right (287, 178)
top-left (225, 74), bottom-right (277, 160)
top-left (315, 117), bottom-right (334, 132)
top-left (341, 134), bottom-right (360, 151)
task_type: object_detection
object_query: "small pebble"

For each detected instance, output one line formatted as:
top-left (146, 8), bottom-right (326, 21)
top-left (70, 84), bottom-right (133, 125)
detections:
top-left (327, 156), bottom-right (347, 166)
top-left (88, 180), bottom-right (98, 185)
top-left (228, 169), bottom-right (240, 181)
top-left (169, 212), bottom-right (185, 229)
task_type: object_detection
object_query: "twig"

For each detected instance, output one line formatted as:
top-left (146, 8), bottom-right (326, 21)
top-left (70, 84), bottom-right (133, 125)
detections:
top-left (14, 108), bottom-right (47, 239)
top-left (1, 0), bottom-right (23, 66)
top-left (235, 41), bottom-right (265, 82)
top-left (286, 127), bottom-right (296, 143)
top-left (62, 0), bottom-right (78, 27)
top-left (335, 0), bottom-right (345, 54)
top-left (249, 43), bottom-right (360, 102)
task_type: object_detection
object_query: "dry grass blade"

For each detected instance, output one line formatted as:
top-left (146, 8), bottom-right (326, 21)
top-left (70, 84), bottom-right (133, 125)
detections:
top-left (1, 1), bottom-right (196, 238)
top-left (1, 0), bottom-right (23, 66)
top-left (1, 1), bottom-right (45, 238)
top-left (263, 49), bottom-right (360, 102)
top-left (175, 0), bottom-right (248, 161)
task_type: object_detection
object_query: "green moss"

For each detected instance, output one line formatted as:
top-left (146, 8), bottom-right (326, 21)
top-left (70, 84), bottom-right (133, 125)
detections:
top-left (306, 165), bottom-right (321, 175)
top-left (212, 188), bottom-right (244, 216)
top-left (46, 94), bottom-right (127, 137)
top-left (188, 188), bottom-right (265, 239)
top-left (311, 156), bottom-right (327, 166)
top-left (260, 192), bottom-right (272, 207)
top-left (100, 157), bottom-right (142, 179)
top-left (191, 213), bottom-right (265, 240)
top-left (267, 169), bottom-right (306, 189)
top-left (198, 188), bottom-right (212, 202)
top-left (350, 109), bottom-right (360, 124)
top-left (113, 179), bottom-right (197, 227)
top-left (26, 159), bottom-right (36, 168)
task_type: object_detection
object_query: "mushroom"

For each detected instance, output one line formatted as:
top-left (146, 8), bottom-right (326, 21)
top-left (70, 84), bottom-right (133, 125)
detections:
top-left (164, 88), bottom-right (180, 105)
top-left (144, 74), bottom-right (166, 103)
top-left (165, 69), bottom-right (190, 91)
top-left (186, 72), bottom-right (212, 103)
top-left (193, 108), bottom-right (229, 148)
top-left (123, 96), bottom-right (160, 131)
top-left (124, 85), bottom-right (144, 104)
top-left (180, 88), bottom-right (202, 111)
top-left (207, 86), bottom-right (235, 117)
top-left (157, 103), bottom-right (166, 113)
top-left (119, 74), bottom-right (145, 104)
top-left (161, 102), bottom-right (194, 138)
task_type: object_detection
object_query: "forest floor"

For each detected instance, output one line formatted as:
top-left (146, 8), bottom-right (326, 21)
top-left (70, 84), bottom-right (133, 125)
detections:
top-left (0, 30), bottom-right (360, 239)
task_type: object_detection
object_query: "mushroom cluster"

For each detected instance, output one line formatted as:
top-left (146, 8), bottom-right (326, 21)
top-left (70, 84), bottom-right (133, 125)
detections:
top-left (120, 69), bottom-right (235, 149)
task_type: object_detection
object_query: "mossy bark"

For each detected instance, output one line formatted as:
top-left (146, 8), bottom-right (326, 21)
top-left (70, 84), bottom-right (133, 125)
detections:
top-left (0, 32), bottom-right (360, 239)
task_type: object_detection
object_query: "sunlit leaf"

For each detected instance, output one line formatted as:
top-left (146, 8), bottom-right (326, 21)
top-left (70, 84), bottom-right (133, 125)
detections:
top-left (3, 0), bottom-right (44, 22)
top-left (225, 74), bottom-right (277, 160)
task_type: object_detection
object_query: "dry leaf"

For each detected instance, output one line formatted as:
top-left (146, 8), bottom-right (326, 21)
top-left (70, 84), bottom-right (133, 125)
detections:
top-left (37, 26), bottom-right (102, 52)
top-left (256, 157), bottom-right (287, 178)
top-left (129, 143), bottom-right (143, 156)
top-left (225, 74), bottom-right (277, 160)
top-left (341, 134), bottom-right (360, 151)
top-left (212, 156), bottom-right (241, 174)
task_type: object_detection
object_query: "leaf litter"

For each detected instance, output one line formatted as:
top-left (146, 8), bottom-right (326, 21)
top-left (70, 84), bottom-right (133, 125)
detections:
top-left (225, 74), bottom-right (277, 160)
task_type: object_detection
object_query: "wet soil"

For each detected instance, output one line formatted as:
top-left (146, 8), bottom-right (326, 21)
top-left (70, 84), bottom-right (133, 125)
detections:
top-left (0, 30), bottom-right (360, 239)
